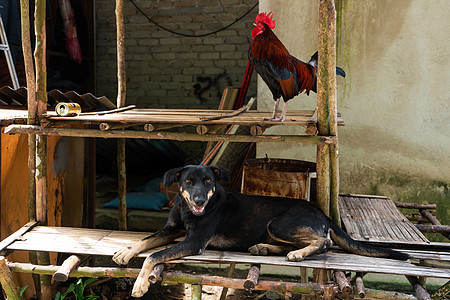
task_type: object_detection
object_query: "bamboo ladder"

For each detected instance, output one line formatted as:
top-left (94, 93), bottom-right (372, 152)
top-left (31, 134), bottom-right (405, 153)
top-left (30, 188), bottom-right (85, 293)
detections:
top-left (1, 0), bottom-right (343, 299)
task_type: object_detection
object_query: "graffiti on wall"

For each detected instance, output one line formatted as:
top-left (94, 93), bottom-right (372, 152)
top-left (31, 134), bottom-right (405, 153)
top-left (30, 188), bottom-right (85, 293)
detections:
top-left (193, 72), bottom-right (232, 103)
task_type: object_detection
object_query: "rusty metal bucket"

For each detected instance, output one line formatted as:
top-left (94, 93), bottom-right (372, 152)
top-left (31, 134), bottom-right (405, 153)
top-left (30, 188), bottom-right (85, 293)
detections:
top-left (241, 158), bottom-right (316, 201)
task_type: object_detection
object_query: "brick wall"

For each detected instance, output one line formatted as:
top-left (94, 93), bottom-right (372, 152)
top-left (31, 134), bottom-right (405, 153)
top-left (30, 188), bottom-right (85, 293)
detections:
top-left (95, 0), bottom-right (258, 109)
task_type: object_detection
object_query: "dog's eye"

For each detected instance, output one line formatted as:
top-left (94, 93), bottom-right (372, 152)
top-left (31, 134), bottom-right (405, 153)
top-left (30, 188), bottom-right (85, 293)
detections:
top-left (185, 179), bottom-right (191, 183)
top-left (205, 178), bottom-right (211, 183)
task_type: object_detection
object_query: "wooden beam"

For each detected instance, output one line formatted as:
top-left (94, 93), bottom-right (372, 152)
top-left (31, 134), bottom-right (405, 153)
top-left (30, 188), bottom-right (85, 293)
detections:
top-left (3, 125), bottom-right (338, 145)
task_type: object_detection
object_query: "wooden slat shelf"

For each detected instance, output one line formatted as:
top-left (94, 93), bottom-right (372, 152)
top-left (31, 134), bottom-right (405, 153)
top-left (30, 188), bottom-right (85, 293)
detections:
top-left (4, 226), bottom-right (450, 279)
top-left (44, 109), bottom-right (345, 127)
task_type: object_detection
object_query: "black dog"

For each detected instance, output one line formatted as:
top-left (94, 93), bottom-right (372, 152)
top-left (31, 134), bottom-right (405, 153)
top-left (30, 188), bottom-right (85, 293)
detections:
top-left (113, 165), bottom-right (409, 297)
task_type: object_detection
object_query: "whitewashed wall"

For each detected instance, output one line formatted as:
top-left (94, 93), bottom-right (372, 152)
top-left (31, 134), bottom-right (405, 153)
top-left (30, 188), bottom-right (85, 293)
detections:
top-left (257, 0), bottom-right (450, 234)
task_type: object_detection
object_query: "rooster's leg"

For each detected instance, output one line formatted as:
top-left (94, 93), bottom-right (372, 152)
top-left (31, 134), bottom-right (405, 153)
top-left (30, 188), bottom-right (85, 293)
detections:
top-left (280, 100), bottom-right (289, 122)
top-left (264, 98), bottom-right (281, 121)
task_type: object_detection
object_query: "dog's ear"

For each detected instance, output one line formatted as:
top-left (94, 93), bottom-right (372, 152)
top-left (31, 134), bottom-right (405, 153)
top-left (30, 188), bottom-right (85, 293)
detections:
top-left (163, 167), bottom-right (185, 187)
top-left (210, 166), bottom-right (231, 183)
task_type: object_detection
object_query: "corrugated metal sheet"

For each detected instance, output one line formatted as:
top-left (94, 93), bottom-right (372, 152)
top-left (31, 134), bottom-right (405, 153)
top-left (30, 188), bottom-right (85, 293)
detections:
top-left (0, 86), bottom-right (115, 110)
top-left (0, 86), bottom-right (115, 124)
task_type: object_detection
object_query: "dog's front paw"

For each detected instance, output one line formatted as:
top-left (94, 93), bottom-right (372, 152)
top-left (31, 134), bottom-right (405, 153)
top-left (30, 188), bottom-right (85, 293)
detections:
top-left (248, 244), bottom-right (268, 256)
top-left (131, 274), bottom-right (151, 298)
top-left (112, 247), bottom-right (135, 265)
top-left (286, 250), bottom-right (305, 262)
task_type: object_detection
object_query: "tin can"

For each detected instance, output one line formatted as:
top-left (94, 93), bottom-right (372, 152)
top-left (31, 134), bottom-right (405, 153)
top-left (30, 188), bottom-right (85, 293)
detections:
top-left (55, 102), bottom-right (82, 117)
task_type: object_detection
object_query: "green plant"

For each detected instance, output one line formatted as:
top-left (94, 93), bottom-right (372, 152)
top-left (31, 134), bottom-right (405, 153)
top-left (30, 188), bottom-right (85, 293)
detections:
top-left (19, 285), bottom-right (28, 297)
top-left (55, 278), bottom-right (99, 300)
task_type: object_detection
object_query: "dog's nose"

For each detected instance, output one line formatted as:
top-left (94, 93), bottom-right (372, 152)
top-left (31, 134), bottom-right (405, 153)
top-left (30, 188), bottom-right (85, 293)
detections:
top-left (193, 196), bottom-right (206, 206)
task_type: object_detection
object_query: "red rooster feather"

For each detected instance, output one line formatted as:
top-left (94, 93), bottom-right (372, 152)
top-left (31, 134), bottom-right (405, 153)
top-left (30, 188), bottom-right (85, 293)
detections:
top-left (248, 12), bottom-right (345, 121)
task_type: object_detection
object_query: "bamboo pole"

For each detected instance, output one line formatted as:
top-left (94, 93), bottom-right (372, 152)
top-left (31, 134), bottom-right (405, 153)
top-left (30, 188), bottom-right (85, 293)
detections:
top-left (3, 125), bottom-right (338, 145)
top-left (0, 257), bottom-right (21, 300)
top-left (333, 271), bottom-right (351, 296)
top-left (355, 273), bottom-right (365, 298)
top-left (20, 0), bottom-right (41, 294)
top-left (316, 0), bottom-right (334, 218)
top-left (244, 264), bottom-right (260, 291)
top-left (34, 0), bottom-right (51, 298)
top-left (394, 202), bottom-right (436, 210)
top-left (115, 0), bottom-right (127, 231)
top-left (315, 0), bottom-right (337, 284)
top-left (219, 262), bottom-right (236, 300)
top-left (406, 276), bottom-right (431, 300)
top-left (53, 255), bottom-right (80, 282)
top-left (415, 224), bottom-right (450, 235)
top-left (325, 0), bottom-right (340, 226)
top-left (420, 209), bottom-right (450, 239)
top-left (6, 262), bottom-right (329, 297)
top-left (148, 264), bottom-right (164, 284)
top-left (20, 0), bottom-right (37, 221)
top-left (191, 284), bottom-right (202, 300)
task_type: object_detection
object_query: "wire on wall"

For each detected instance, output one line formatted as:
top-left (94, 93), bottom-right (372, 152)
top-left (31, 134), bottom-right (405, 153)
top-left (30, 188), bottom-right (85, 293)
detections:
top-left (128, 0), bottom-right (259, 38)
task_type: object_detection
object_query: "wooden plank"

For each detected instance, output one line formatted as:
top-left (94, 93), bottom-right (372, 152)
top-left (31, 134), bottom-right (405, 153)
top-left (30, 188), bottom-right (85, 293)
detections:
top-left (0, 221), bottom-right (37, 253)
top-left (4, 226), bottom-right (450, 279)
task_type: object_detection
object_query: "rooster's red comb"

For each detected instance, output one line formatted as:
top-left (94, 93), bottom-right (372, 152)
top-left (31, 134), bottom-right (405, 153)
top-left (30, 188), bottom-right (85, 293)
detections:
top-left (255, 12), bottom-right (275, 29)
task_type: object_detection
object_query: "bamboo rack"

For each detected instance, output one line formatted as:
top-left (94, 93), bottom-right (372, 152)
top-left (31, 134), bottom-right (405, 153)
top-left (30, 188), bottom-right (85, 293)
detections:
top-left (6, 0), bottom-right (437, 299)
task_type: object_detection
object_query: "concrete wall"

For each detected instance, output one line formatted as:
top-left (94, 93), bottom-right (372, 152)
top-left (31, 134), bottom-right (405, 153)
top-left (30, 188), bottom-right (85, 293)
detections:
top-left (95, 0), bottom-right (257, 109)
top-left (257, 0), bottom-right (450, 237)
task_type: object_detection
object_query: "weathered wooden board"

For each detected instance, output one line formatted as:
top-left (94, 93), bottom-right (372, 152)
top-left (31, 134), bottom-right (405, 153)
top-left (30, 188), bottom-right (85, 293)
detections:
top-left (4, 226), bottom-right (450, 279)
top-left (338, 194), bottom-right (429, 243)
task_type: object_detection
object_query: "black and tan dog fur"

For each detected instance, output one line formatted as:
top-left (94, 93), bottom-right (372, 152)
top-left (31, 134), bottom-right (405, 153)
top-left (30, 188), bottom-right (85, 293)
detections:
top-left (113, 165), bottom-right (409, 297)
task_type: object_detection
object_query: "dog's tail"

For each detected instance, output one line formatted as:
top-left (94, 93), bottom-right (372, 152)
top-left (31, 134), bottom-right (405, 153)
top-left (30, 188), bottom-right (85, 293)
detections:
top-left (329, 222), bottom-right (410, 260)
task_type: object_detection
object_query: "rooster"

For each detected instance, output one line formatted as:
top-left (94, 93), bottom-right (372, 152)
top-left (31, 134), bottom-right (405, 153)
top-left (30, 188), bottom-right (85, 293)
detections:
top-left (248, 12), bottom-right (346, 122)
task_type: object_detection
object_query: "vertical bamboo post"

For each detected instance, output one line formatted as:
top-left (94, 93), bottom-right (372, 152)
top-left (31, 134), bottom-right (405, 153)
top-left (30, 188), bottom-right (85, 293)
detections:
top-left (34, 0), bottom-right (51, 298)
top-left (325, 0), bottom-right (340, 226)
top-left (316, 0), bottom-right (332, 219)
top-left (317, 0), bottom-right (339, 223)
top-left (315, 0), bottom-right (338, 284)
top-left (115, 0), bottom-right (127, 230)
top-left (21, 0), bottom-right (37, 221)
top-left (20, 0), bottom-right (41, 295)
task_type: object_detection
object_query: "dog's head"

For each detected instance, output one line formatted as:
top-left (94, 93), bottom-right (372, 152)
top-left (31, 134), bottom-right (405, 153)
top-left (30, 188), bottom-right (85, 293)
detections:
top-left (163, 165), bottom-right (231, 216)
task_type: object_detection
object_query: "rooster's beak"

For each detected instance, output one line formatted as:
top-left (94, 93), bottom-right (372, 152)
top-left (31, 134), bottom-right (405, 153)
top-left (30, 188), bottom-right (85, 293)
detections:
top-left (253, 23), bottom-right (256, 26)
